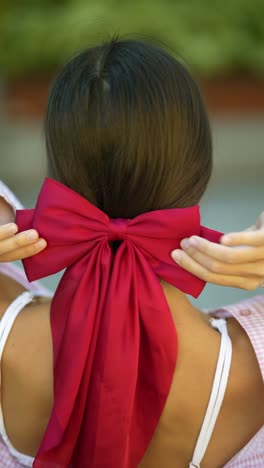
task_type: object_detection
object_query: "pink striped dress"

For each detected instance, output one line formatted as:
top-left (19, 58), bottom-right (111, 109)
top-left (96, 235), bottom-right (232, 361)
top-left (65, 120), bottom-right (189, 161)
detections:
top-left (0, 182), bottom-right (263, 467)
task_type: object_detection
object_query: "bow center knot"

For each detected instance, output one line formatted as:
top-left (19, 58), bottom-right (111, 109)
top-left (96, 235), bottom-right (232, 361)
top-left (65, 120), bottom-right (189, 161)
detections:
top-left (108, 218), bottom-right (128, 242)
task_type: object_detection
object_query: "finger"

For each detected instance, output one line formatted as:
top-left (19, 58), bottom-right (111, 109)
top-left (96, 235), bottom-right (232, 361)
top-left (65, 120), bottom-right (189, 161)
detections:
top-left (0, 223), bottom-right (18, 240)
top-left (171, 250), bottom-right (262, 290)
top-left (244, 225), bottom-right (257, 232)
top-left (0, 239), bottom-right (47, 262)
top-left (181, 236), bottom-right (264, 264)
top-left (256, 211), bottom-right (264, 229)
top-left (221, 231), bottom-right (264, 247)
top-left (174, 246), bottom-right (264, 278)
top-left (0, 229), bottom-right (40, 256)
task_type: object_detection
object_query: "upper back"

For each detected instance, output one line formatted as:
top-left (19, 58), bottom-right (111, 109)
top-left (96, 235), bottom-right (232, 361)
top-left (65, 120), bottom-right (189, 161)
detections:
top-left (140, 295), bottom-right (264, 468)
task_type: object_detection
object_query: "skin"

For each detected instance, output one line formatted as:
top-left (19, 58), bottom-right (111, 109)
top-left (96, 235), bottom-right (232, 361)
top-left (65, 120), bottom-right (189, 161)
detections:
top-left (0, 197), bottom-right (46, 262)
top-left (0, 274), bottom-right (53, 456)
top-left (140, 285), bottom-right (264, 467)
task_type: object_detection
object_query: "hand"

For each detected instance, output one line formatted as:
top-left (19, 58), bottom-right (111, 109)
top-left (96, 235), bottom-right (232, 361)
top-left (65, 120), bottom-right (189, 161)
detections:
top-left (0, 195), bottom-right (15, 225)
top-left (0, 223), bottom-right (47, 262)
top-left (171, 212), bottom-right (264, 290)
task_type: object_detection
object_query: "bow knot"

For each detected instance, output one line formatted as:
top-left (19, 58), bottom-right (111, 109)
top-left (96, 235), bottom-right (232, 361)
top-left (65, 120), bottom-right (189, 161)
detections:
top-left (108, 218), bottom-right (128, 242)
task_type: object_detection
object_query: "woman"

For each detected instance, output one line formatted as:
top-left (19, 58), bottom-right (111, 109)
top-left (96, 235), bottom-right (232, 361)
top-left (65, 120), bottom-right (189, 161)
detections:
top-left (0, 38), bottom-right (263, 467)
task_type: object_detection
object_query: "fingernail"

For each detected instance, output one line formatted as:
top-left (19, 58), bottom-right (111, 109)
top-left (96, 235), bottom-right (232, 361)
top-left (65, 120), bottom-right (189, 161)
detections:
top-left (181, 239), bottom-right (189, 249)
top-left (189, 236), bottom-right (198, 247)
top-left (26, 230), bottom-right (38, 241)
top-left (36, 239), bottom-right (47, 249)
top-left (7, 223), bottom-right (18, 234)
top-left (171, 250), bottom-right (182, 262)
top-left (222, 235), bottom-right (232, 245)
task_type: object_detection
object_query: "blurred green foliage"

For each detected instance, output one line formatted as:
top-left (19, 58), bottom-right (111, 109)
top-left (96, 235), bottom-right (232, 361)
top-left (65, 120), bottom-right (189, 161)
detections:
top-left (0, 0), bottom-right (264, 78)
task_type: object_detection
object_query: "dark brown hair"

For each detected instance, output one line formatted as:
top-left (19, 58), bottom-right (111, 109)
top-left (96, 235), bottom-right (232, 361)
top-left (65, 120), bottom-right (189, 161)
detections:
top-left (45, 37), bottom-right (212, 218)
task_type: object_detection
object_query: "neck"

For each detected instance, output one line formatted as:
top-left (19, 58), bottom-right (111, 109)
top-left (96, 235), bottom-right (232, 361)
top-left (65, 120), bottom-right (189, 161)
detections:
top-left (161, 281), bottom-right (209, 329)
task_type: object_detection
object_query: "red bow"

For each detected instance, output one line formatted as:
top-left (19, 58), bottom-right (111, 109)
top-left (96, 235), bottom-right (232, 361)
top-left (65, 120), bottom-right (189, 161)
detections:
top-left (16, 178), bottom-right (222, 467)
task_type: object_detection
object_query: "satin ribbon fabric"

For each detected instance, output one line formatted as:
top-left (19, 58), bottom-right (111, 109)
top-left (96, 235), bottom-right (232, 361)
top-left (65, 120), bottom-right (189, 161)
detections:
top-left (16, 178), bottom-right (222, 467)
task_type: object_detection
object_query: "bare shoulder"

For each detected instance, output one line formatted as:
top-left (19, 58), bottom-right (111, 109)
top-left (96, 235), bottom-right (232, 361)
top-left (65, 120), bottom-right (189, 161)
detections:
top-left (1, 296), bottom-right (53, 388)
top-left (0, 272), bottom-right (52, 371)
top-left (0, 295), bottom-right (53, 455)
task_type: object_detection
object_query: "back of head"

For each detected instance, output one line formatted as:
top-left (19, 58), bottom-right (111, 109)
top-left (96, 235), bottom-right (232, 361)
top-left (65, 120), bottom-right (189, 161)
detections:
top-left (45, 37), bottom-right (212, 218)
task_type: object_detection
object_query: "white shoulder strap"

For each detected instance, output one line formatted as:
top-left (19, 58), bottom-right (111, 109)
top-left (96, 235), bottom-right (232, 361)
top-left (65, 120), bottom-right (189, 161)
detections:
top-left (0, 291), bottom-right (34, 371)
top-left (189, 318), bottom-right (232, 468)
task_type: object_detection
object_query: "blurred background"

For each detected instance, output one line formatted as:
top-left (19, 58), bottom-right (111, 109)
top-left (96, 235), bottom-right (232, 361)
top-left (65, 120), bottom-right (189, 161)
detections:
top-left (0, 0), bottom-right (263, 308)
